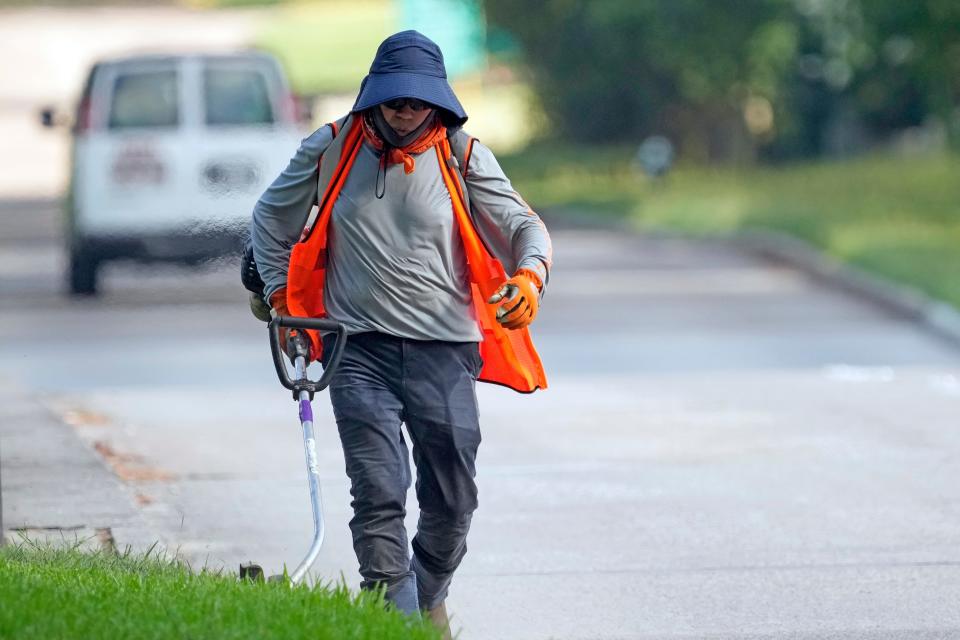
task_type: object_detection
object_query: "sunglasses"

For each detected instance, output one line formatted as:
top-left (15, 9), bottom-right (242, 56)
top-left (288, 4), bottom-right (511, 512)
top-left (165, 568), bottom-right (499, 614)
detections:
top-left (382, 97), bottom-right (432, 112)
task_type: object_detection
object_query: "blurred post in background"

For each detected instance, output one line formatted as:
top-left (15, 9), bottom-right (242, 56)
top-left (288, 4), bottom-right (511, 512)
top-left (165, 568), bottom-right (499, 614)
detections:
top-left (485, 0), bottom-right (960, 312)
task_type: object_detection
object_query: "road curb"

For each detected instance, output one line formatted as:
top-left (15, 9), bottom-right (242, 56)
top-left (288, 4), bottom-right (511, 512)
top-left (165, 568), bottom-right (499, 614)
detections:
top-left (0, 377), bottom-right (164, 555)
top-left (730, 229), bottom-right (960, 349)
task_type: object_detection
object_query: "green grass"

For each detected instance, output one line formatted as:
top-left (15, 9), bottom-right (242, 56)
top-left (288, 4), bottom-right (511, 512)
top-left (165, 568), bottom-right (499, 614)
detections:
top-left (0, 541), bottom-right (439, 640)
top-left (500, 145), bottom-right (960, 309)
top-left (254, 1), bottom-right (395, 95)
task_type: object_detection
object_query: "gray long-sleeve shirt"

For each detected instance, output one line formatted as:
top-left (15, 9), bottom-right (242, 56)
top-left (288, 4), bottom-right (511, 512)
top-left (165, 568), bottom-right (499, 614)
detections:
top-left (251, 122), bottom-right (552, 342)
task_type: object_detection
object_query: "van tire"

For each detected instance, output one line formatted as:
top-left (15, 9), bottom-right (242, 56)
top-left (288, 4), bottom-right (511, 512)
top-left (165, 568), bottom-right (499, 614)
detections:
top-left (69, 245), bottom-right (99, 296)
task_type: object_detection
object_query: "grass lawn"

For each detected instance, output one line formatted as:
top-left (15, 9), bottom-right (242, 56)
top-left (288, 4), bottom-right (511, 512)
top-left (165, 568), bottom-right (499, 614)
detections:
top-left (500, 146), bottom-right (960, 309)
top-left (0, 543), bottom-right (438, 640)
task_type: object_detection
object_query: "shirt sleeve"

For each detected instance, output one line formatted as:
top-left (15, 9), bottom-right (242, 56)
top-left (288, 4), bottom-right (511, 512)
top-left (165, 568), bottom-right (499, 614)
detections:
top-left (463, 141), bottom-right (553, 293)
top-left (250, 125), bottom-right (335, 300)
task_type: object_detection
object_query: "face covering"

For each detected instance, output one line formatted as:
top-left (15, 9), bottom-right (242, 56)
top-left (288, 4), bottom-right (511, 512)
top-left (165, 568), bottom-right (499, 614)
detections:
top-left (362, 108), bottom-right (446, 198)
top-left (370, 105), bottom-right (436, 147)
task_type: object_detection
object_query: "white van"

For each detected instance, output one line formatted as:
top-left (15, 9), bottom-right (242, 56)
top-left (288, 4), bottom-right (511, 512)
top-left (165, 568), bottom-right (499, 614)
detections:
top-left (49, 52), bottom-right (306, 294)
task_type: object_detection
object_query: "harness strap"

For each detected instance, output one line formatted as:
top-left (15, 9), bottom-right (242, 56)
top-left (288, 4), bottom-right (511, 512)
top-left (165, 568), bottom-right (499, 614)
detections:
top-left (435, 139), bottom-right (546, 392)
top-left (285, 117), bottom-right (547, 392)
top-left (287, 116), bottom-right (364, 358)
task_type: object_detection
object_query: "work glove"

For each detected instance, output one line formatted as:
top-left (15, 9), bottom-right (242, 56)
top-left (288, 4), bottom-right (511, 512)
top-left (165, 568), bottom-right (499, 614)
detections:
top-left (269, 288), bottom-right (312, 363)
top-left (487, 268), bottom-right (542, 330)
top-left (248, 292), bottom-right (272, 323)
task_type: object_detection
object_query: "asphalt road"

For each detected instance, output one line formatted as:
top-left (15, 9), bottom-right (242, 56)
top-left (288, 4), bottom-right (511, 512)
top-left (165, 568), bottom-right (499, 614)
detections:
top-left (2, 197), bottom-right (960, 639)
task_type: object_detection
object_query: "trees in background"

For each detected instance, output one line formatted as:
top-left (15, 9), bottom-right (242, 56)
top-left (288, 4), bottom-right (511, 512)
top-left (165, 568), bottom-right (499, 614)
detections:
top-left (484, 0), bottom-right (960, 162)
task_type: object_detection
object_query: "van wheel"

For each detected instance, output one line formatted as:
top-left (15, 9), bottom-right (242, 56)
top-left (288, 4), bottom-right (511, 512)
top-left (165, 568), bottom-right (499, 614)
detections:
top-left (69, 245), bottom-right (99, 296)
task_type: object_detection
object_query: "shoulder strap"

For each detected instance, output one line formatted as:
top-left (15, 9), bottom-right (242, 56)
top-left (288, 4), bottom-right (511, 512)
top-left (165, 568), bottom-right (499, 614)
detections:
top-left (444, 128), bottom-right (476, 213)
top-left (316, 115), bottom-right (351, 183)
top-left (328, 114), bottom-right (349, 141)
top-left (317, 114), bottom-right (353, 185)
top-left (308, 116), bottom-right (474, 222)
top-left (446, 128), bottom-right (476, 178)
top-left (301, 114), bottom-right (353, 238)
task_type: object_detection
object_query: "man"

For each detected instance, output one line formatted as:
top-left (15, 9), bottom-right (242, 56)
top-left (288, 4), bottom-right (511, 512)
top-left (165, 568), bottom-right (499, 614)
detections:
top-left (250, 30), bottom-right (551, 636)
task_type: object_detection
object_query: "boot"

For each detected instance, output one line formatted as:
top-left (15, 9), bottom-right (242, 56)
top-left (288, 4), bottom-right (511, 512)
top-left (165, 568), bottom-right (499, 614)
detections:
top-left (426, 602), bottom-right (452, 640)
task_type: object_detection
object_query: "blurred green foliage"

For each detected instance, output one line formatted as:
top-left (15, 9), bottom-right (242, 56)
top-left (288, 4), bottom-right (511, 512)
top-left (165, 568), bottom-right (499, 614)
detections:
top-left (485, 0), bottom-right (960, 161)
top-left (254, 2), bottom-right (394, 94)
top-left (501, 146), bottom-right (960, 307)
top-left (200, 0), bottom-right (283, 6)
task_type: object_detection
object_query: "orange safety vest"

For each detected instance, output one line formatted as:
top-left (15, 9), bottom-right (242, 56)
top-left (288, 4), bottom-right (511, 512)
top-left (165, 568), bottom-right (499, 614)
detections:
top-left (285, 115), bottom-right (548, 393)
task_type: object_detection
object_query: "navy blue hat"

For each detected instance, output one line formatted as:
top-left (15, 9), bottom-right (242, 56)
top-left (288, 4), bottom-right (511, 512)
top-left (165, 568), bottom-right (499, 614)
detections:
top-left (352, 30), bottom-right (467, 127)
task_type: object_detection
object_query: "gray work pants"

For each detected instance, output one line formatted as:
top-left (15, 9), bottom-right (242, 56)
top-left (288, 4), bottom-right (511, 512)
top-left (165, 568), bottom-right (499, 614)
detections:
top-left (322, 331), bottom-right (482, 614)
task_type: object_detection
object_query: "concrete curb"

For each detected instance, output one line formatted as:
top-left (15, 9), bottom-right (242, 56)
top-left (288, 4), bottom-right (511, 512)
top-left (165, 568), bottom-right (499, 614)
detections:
top-left (0, 377), bottom-right (164, 556)
top-left (730, 229), bottom-right (960, 349)
top-left (540, 207), bottom-right (960, 350)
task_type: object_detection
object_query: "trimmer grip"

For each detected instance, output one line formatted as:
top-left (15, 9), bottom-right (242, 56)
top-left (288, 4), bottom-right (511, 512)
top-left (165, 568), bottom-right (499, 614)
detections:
top-left (269, 316), bottom-right (348, 397)
top-left (276, 316), bottom-right (343, 333)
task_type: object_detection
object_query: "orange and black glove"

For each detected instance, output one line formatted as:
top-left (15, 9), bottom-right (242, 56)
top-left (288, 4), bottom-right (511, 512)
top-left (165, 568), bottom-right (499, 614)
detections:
top-left (269, 288), bottom-right (311, 362)
top-left (487, 268), bottom-right (542, 330)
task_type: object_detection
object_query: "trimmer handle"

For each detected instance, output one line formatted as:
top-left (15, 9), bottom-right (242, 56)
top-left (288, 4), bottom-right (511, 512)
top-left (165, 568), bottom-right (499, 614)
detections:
top-left (269, 316), bottom-right (348, 399)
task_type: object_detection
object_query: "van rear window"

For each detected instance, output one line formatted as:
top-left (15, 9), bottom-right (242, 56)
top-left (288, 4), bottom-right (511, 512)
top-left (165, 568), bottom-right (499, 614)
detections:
top-left (204, 68), bottom-right (274, 126)
top-left (108, 70), bottom-right (179, 129)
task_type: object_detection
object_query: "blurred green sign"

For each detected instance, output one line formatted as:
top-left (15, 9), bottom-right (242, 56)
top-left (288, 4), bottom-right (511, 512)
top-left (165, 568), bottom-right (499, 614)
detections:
top-left (399, 0), bottom-right (486, 78)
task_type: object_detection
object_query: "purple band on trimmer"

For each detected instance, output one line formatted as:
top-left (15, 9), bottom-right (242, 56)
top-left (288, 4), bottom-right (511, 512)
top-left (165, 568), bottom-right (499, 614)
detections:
top-left (299, 399), bottom-right (313, 423)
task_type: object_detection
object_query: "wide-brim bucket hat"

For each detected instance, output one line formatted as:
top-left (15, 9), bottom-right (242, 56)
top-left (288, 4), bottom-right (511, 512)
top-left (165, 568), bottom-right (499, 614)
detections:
top-left (352, 30), bottom-right (467, 127)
